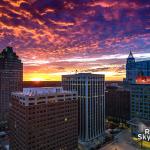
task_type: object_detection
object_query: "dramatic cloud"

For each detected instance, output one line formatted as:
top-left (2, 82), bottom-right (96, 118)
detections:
top-left (0, 0), bottom-right (150, 81)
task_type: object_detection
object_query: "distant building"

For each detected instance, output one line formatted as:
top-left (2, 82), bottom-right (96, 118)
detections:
top-left (9, 87), bottom-right (78, 150)
top-left (130, 84), bottom-right (150, 121)
top-left (106, 86), bottom-right (130, 122)
top-left (0, 47), bottom-right (23, 122)
top-left (126, 51), bottom-right (150, 84)
top-left (23, 81), bottom-right (61, 88)
top-left (62, 73), bottom-right (105, 148)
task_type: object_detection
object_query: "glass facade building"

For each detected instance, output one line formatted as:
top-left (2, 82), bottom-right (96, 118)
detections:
top-left (130, 84), bottom-right (150, 121)
top-left (9, 87), bottom-right (78, 150)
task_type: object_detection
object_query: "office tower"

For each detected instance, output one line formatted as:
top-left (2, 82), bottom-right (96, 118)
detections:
top-left (62, 73), bottom-right (105, 147)
top-left (9, 87), bottom-right (78, 150)
top-left (0, 47), bottom-right (23, 122)
top-left (126, 51), bottom-right (150, 84)
top-left (130, 83), bottom-right (150, 121)
top-left (129, 78), bottom-right (150, 139)
top-left (106, 86), bottom-right (130, 123)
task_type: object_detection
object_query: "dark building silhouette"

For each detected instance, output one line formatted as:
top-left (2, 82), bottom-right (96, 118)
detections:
top-left (106, 86), bottom-right (130, 122)
top-left (0, 47), bottom-right (23, 122)
top-left (9, 87), bottom-right (78, 150)
top-left (23, 81), bottom-right (61, 88)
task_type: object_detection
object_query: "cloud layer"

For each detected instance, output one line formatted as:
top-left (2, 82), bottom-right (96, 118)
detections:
top-left (0, 0), bottom-right (150, 80)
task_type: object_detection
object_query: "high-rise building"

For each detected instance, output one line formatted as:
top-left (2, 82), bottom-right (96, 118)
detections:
top-left (129, 80), bottom-right (150, 139)
top-left (130, 84), bottom-right (150, 121)
top-left (126, 51), bottom-right (150, 84)
top-left (9, 87), bottom-right (78, 150)
top-left (62, 73), bottom-right (105, 147)
top-left (0, 47), bottom-right (23, 122)
top-left (106, 86), bottom-right (130, 122)
top-left (125, 53), bottom-right (150, 144)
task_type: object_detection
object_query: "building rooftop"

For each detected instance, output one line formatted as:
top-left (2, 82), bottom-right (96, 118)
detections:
top-left (11, 87), bottom-right (77, 106)
top-left (0, 47), bottom-right (19, 60)
top-left (12, 87), bottom-right (75, 97)
top-left (135, 59), bottom-right (150, 63)
top-left (128, 51), bottom-right (134, 59)
top-left (62, 73), bottom-right (104, 77)
top-left (127, 51), bottom-right (150, 63)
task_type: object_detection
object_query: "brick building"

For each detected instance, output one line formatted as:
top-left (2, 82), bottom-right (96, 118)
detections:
top-left (9, 87), bottom-right (78, 150)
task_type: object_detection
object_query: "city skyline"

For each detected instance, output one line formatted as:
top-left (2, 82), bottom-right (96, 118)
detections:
top-left (0, 0), bottom-right (150, 81)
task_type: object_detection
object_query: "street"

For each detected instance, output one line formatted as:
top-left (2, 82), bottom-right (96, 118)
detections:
top-left (99, 129), bottom-right (139, 150)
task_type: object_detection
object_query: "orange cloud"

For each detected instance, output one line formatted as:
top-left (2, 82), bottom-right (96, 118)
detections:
top-left (88, 1), bottom-right (140, 9)
top-left (49, 19), bottom-right (74, 27)
top-left (41, 7), bottom-right (55, 15)
top-left (3, 0), bottom-right (26, 7)
top-left (89, 1), bottom-right (117, 8)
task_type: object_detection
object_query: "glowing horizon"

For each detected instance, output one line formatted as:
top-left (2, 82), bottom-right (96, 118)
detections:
top-left (23, 72), bottom-right (125, 81)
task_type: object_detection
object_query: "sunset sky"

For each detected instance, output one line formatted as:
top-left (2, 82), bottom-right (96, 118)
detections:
top-left (0, 0), bottom-right (150, 81)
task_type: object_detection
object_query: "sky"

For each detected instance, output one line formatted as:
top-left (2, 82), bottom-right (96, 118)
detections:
top-left (0, 0), bottom-right (150, 81)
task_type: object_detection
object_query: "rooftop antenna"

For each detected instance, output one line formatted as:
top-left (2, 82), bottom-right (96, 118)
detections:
top-left (75, 70), bottom-right (78, 74)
